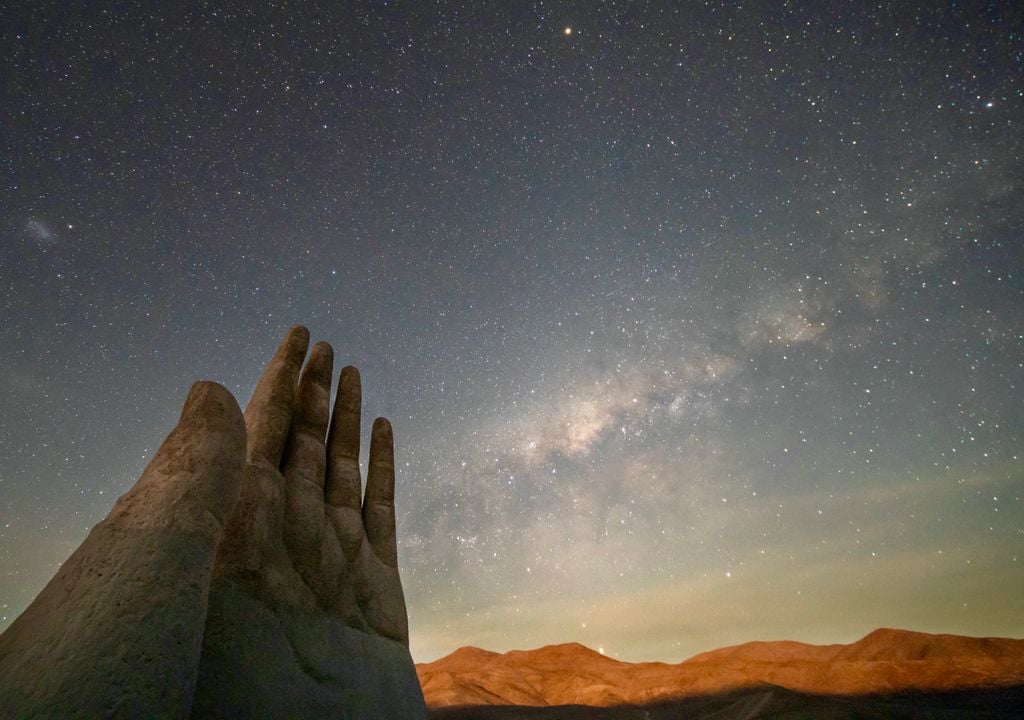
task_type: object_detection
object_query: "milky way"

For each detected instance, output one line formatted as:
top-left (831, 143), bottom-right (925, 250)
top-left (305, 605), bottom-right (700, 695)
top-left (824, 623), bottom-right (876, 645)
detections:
top-left (2, 2), bottom-right (1022, 662)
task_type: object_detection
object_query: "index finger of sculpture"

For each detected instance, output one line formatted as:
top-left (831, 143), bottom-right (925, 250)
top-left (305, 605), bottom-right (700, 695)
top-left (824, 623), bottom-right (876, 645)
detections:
top-left (244, 325), bottom-right (310, 467)
top-left (364, 417), bottom-right (398, 568)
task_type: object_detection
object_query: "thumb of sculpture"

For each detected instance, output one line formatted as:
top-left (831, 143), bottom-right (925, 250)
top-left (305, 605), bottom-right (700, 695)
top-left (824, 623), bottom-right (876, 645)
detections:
top-left (0, 382), bottom-right (246, 720)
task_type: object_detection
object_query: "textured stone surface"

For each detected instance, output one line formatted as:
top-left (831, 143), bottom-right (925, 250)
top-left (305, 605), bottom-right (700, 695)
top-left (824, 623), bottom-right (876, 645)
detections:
top-left (193, 328), bottom-right (426, 718)
top-left (0, 382), bottom-right (245, 719)
top-left (193, 578), bottom-right (425, 719)
top-left (0, 327), bottom-right (426, 719)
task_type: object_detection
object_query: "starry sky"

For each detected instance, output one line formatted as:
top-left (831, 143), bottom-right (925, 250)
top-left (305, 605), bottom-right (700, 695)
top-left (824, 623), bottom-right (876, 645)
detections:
top-left (2, 1), bottom-right (1022, 663)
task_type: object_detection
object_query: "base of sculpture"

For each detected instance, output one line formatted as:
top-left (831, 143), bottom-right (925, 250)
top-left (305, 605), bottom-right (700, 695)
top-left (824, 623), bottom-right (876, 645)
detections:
top-left (193, 578), bottom-right (427, 719)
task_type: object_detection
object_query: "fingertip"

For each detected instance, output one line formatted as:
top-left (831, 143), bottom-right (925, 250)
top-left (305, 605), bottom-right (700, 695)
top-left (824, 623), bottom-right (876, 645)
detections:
top-left (340, 365), bottom-right (360, 387)
top-left (369, 418), bottom-right (394, 469)
top-left (181, 381), bottom-right (242, 428)
top-left (312, 340), bottom-right (334, 357)
top-left (287, 324), bottom-right (311, 344)
top-left (244, 327), bottom-right (311, 466)
top-left (306, 341), bottom-right (335, 383)
top-left (334, 365), bottom-right (362, 416)
top-left (279, 325), bottom-right (311, 363)
top-left (123, 381), bottom-right (245, 535)
top-left (367, 417), bottom-right (395, 498)
top-left (372, 416), bottom-right (393, 438)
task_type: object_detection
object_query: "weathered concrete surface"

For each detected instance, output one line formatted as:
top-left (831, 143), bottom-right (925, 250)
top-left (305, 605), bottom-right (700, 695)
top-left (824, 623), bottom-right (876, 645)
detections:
top-left (193, 329), bottom-right (425, 718)
top-left (192, 577), bottom-right (426, 719)
top-left (0, 327), bottom-right (427, 719)
top-left (0, 382), bottom-right (245, 719)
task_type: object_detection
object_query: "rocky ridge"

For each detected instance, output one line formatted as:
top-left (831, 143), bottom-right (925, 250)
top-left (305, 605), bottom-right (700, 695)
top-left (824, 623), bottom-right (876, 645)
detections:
top-left (417, 628), bottom-right (1024, 708)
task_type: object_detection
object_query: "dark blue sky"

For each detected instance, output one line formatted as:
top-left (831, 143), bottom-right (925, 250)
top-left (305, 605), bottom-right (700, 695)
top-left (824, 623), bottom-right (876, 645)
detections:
top-left (2, 1), bottom-right (1022, 661)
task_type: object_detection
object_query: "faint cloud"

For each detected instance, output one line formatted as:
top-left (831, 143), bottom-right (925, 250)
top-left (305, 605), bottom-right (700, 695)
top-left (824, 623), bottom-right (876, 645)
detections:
top-left (24, 218), bottom-right (58, 246)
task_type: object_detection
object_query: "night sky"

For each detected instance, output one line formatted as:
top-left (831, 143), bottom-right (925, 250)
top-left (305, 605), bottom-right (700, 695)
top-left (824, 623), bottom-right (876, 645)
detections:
top-left (2, 2), bottom-right (1022, 663)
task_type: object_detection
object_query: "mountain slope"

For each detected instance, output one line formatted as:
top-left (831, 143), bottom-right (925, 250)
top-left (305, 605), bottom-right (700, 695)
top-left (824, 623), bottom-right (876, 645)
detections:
top-left (416, 629), bottom-right (1024, 708)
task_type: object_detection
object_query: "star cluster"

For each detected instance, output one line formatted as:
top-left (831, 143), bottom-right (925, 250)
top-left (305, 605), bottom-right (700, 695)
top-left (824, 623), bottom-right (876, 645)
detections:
top-left (1, 1), bottom-right (1022, 662)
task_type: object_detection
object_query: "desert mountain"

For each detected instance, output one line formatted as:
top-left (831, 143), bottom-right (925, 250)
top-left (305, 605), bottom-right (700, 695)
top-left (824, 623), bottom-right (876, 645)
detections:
top-left (416, 629), bottom-right (1024, 709)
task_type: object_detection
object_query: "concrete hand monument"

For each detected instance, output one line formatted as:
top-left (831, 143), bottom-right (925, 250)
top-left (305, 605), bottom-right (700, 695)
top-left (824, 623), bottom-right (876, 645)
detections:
top-left (0, 326), bottom-right (427, 719)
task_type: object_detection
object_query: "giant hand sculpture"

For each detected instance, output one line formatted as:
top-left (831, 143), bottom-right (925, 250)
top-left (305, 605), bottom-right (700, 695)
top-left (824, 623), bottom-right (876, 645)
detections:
top-left (0, 327), bottom-right (427, 719)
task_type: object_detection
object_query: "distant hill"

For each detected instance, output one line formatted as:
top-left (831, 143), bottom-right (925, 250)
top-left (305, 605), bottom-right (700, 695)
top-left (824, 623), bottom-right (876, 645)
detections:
top-left (417, 629), bottom-right (1024, 710)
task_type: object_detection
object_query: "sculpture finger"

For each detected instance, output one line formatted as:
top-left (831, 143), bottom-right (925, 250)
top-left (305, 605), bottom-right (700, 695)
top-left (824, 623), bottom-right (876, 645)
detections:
top-left (215, 326), bottom-right (308, 584)
top-left (109, 381), bottom-right (247, 534)
top-left (364, 417), bottom-right (398, 568)
top-left (244, 324), bottom-right (310, 467)
top-left (283, 341), bottom-right (333, 583)
top-left (325, 365), bottom-right (362, 510)
top-left (0, 382), bottom-right (245, 718)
